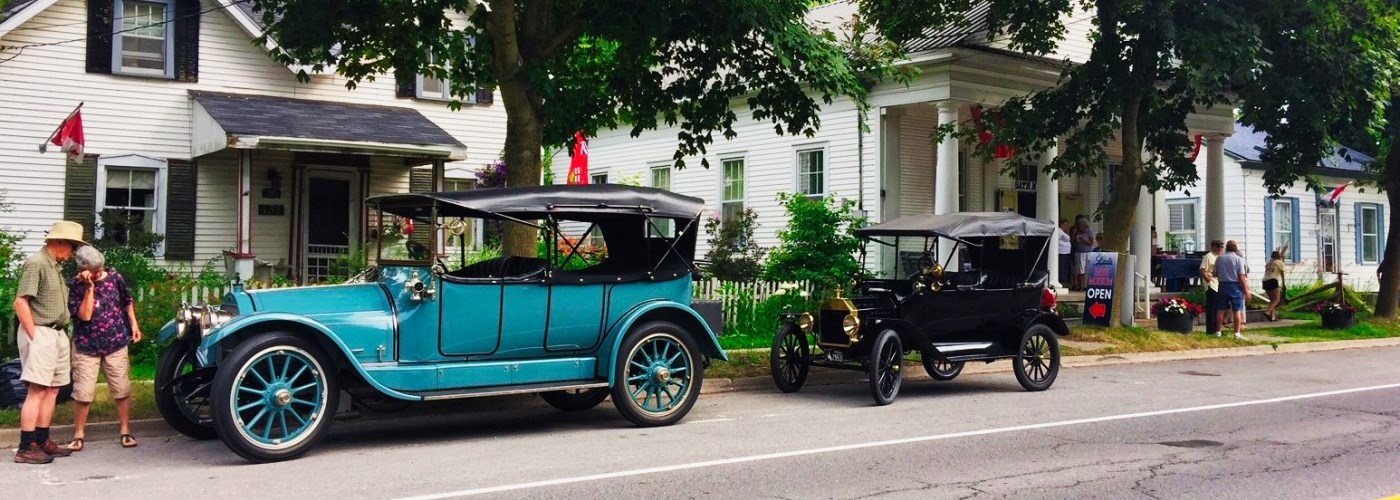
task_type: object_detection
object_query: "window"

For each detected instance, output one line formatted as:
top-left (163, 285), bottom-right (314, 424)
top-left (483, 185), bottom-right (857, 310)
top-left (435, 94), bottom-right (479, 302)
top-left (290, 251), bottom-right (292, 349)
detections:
top-left (1265, 197), bottom-right (1300, 262)
top-left (415, 44), bottom-right (478, 103)
top-left (590, 172), bottom-right (608, 185)
top-left (721, 158), bottom-right (745, 224)
top-left (650, 166), bottom-right (674, 237)
top-left (96, 155), bottom-right (168, 253)
top-left (1358, 203), bottom-right (1385, 264)
top-left (114, 0), bottom-right (173, 77)
top-left (1166, 199), bottom-right (1200, 252)
top-left (796, 148), bottom-right (824, 198)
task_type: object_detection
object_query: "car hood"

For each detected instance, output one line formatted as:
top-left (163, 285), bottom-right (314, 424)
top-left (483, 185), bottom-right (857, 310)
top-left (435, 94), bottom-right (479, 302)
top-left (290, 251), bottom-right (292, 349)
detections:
top-left (245, 283), bottom-right (391, 315)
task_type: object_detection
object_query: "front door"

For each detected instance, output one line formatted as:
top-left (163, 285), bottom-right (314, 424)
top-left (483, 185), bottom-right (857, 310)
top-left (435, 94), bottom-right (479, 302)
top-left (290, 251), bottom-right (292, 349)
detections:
top-left (302, 171), bottom-right (359, 283)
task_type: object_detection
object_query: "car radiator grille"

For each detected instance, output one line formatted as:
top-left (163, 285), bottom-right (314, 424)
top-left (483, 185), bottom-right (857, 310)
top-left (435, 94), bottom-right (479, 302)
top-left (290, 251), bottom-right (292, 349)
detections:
top-left (818, 309), bottom-right (851, 346)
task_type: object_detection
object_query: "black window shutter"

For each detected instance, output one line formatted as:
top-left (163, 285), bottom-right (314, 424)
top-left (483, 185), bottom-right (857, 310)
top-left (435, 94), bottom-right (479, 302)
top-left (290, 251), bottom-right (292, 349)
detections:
top-left (164, 159), bottom-right (198, 260)
top-left (475, 86), bottom-right (494, 105)
top-left (86, 0), bottom-right (115, 74)
top-left (173, 0), bottom-right (201, 83)
top-left (63, 154), bottom-right (99, 242)
top-left (396, 72), bottom-right (417, 98)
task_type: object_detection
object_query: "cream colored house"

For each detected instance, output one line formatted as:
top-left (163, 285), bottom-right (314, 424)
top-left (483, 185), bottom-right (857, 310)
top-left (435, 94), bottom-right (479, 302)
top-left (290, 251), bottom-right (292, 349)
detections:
top-left (0, 0), bottom-right (503, 282)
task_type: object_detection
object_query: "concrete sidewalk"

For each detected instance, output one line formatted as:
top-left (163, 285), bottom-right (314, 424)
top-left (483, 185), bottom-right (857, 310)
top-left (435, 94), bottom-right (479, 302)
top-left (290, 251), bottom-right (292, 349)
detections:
top-left (7, 336), bottom-right (1400, 447)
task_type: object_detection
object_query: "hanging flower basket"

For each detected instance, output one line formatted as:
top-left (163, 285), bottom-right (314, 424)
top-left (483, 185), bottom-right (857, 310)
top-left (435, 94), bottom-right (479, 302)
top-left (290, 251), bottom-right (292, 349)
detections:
top-left (1152, 297), bottom-right (1202, 333)
top-left (1316, 301), bottom-right (1357, 329)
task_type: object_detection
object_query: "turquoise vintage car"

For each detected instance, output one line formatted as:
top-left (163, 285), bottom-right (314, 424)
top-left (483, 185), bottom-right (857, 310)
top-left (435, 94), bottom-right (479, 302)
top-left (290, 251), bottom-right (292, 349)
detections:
top-left (153, 185), bottom-right (726, 462)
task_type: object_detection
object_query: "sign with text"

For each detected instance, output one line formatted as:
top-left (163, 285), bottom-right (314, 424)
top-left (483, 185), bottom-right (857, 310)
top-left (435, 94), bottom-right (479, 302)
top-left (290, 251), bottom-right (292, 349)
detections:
top-left (1082, 251), bottom-right (1118, 326)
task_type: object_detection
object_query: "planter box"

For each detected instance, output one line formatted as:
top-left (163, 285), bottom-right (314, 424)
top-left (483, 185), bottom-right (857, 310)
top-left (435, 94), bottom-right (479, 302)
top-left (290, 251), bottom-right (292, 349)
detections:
top-left (1320, 310), bottom-right (1356, 329)
top-left (1156, 311), bottom-right (1194, 333)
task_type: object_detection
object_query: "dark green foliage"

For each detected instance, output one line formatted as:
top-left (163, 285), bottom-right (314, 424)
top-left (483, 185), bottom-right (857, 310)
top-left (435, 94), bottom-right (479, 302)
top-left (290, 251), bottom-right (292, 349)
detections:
top-left (764, 193), bottom-right (866, 292)
top-left (715, 284), bottom-right (818, 349)
top-left (703, 210), bottom-right (766, 282)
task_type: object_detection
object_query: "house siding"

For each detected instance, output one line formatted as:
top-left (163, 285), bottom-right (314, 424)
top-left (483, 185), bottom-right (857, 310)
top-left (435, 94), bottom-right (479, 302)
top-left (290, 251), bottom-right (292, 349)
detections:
top-left (0, 0), bottom-right (505, 261)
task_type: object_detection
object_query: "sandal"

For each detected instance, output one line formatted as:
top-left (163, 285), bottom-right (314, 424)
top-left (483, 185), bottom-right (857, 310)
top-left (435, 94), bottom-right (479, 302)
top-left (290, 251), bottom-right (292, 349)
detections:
top-left (120, 434), bottom-right (138, 448)
top-left (66, 437), bottom-right (84, 452)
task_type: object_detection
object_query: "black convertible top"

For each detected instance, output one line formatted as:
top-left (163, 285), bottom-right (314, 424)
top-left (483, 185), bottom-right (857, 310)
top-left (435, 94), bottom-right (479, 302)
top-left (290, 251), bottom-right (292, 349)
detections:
top-left (368, 184), bottom-right (706, 220)
top-left (857, 212), bottom-right (1056, 239)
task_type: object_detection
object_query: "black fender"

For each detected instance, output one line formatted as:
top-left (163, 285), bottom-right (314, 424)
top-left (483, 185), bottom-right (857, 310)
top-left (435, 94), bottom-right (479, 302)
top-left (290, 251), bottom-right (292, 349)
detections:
top-left (865, 318), bottom-right (925, 354)
top-left (1015, 309), bottom-right (1071, 337)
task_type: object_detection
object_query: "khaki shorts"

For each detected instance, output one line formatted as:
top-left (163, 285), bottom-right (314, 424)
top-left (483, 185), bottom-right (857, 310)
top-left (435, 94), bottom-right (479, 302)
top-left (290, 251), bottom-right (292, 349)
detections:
top-left (72, 347), bottom-right (133, 402)
top-left (17, 325), bottom-right (71, 387)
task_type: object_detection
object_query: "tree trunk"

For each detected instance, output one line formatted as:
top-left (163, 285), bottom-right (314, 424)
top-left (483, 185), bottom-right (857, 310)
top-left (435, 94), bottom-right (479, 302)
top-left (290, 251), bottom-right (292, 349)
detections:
top-left (1375, 135), bottom-right (1400, 317)
top-left (1100, 94), bottom-right (1145, 253)
top-left (498, 74), bottom-right (544, 257)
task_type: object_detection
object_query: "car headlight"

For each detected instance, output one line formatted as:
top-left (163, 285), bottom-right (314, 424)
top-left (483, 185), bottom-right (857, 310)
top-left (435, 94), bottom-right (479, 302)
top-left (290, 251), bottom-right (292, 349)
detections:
top-left (199, 308), bottom-right (234, 332)
top-left (842, 314), bottom-right (860, 339)
top-left (796, 312), bottom-right (814, 332)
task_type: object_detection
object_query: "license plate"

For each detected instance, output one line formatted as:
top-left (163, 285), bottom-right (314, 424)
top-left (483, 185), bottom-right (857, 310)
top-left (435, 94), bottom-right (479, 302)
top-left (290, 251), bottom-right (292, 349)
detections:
top-left (827, 350), bottom-right (844, 363)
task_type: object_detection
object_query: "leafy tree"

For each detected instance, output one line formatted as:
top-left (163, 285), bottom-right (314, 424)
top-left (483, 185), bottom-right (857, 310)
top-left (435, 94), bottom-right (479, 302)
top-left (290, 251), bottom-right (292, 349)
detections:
top-left (703, 210), bottom-right (766, 282)
top-left (765, 193), bottom-right (865, 292)
top-left (249, 0), bottom-right (882, 257)
top-left (1235, 0), bottom-right (1400, 316)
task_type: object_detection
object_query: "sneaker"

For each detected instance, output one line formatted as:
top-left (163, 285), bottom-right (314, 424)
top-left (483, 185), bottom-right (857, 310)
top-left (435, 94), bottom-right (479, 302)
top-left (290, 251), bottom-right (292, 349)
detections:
top-left (39, 440), bottom-right (73, 458)
top-left (1234, 332), bottom-right (1248, 340)
top-left (13, 445), bottom-right (53, 465)
top-left (1210, 331), bottom-right (1222, 337)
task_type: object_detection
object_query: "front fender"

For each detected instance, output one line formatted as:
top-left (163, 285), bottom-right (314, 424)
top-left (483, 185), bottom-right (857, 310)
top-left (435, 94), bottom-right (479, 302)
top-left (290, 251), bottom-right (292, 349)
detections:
top-left (196, 311), bottom-right (416, 400)
top-left (603, 300), bottom-right (727, 385)
top-left (157, 319), bottom-right (179, 343)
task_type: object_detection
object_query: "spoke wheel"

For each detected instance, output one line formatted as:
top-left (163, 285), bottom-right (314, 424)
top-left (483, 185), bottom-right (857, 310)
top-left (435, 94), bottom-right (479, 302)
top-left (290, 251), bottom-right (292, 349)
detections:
top-left (867, 329), bottom-right (904, 406)
top-left (211, 333), bottom-right (338, 463)
top-left (611, 321), bottom-right (703, 427)
top-left (540, 387), bottom-right (610, 412)
top-left (1013, 324), bottom-right (1061, 392)
top-left (155, 342), bottom-right (217, 440)
top-left (921, 352), bottom-right (964, 381)
top-left (769, 324), bottom-right (810, 393)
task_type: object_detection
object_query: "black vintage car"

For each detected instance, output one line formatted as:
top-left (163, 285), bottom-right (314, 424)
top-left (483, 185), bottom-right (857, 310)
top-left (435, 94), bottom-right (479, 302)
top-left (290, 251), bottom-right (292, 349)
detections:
top-left (769, 212), bottom-right (1068, 405)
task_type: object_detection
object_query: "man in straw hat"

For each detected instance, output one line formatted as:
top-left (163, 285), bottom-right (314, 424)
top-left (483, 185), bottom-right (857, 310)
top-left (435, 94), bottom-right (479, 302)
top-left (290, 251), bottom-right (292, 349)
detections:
top-left (12, 221), bottom-right (85, 464)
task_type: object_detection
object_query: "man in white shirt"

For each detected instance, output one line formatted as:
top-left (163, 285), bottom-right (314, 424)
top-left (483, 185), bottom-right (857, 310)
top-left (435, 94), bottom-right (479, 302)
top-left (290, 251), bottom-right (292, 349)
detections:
top-left (1199, 240), bottom-right (1224, 335)
top-left (1056, 219), bottom-right (1072, 287)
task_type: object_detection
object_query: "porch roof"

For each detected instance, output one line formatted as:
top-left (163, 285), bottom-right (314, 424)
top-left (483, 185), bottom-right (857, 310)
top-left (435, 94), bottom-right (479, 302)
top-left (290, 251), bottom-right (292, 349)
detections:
top-left (190, 91), bottom-right (467, 161)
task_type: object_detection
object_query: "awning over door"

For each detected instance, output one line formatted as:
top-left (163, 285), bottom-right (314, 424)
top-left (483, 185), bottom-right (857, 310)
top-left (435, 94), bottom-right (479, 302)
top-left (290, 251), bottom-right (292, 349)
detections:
top-left (190, 90), bottom-right (467, 162)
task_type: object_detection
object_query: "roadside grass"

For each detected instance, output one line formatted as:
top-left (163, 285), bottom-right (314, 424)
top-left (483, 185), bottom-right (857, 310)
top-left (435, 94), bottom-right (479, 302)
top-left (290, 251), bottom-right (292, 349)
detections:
top-left (1067, 325), bottom-right (1253, 354)
top-left (717, 331), bottom-right (775, 351)
top-left (0, 380), bottom-right (158, 428)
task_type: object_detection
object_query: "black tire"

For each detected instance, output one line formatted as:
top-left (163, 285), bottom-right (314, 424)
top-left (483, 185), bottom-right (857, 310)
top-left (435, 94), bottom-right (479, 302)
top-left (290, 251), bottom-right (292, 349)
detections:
top-left (1013, 324), bottom-right (1061, 392)
top-left (921, 352), bottom-right (964, 381)
top-left (540, 388), bottom-right (610, 411)
top-left (769, 324), bottom-right (810, 393)
top-left (154, 342), bottom-right (217, 440)
top-left (611, 321), bottom-right (704, 427)
top-left (867, 329), bottom-right (904, 406)
top-left (210, 332), bottom-right (339, 463)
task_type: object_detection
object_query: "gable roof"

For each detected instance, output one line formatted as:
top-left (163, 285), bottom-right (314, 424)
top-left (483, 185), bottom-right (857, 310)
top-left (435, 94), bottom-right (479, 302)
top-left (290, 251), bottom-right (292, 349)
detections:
top-left (806, 0), bottom-right (994, 54)
top-left (1226, 122), bottom-right (1375, 178)
top-left (0, 0), bottom-right (54, 39)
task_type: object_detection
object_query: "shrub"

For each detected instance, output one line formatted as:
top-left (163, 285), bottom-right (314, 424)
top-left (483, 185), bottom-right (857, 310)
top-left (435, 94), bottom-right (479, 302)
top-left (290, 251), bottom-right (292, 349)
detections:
top-left (718, 283), bottom-right (818, 347)
top-left (703, 209), bottom-right (766, 282)
top-left (764, 193), bottom-right (866, 294)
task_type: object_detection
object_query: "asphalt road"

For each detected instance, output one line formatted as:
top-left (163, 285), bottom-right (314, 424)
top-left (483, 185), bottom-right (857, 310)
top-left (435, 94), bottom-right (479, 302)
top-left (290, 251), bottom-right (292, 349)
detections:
top-left (6, 347), bottom-right (1400, 499)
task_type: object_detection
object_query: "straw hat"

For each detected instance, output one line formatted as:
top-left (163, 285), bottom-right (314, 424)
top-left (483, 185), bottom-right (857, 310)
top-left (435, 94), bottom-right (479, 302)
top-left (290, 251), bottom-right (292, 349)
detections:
top-left (44, 220), bottom-right (87, 246)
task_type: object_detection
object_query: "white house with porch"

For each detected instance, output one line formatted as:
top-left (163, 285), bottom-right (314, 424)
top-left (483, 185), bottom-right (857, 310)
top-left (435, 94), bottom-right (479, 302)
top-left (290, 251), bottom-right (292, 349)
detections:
top-left (0, 0), bottom-right (502, 283)
top-left (1165, 123), bottom-right (1390, 291)
top-left (564, 1), bottom-right (1236, 293)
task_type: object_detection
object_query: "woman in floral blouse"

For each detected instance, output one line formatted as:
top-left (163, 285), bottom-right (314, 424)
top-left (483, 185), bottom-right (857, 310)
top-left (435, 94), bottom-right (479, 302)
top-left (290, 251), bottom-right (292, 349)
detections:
top-left (65, 246), bottom-right (142, 450)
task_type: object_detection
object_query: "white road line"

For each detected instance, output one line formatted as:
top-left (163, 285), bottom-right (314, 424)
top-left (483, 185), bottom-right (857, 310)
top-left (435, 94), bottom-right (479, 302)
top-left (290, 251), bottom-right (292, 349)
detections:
top-left (687, 417), bottom-right (738, 424)
top-left (395, 382), bottom-right (1400, 500)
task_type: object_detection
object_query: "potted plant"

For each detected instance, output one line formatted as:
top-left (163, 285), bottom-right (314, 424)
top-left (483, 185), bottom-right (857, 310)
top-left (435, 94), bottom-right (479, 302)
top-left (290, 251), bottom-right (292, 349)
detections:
top-left (1153, 297), bottom-right (1203, 333)
top-left (1316, 301), bottom-right (1357, 329)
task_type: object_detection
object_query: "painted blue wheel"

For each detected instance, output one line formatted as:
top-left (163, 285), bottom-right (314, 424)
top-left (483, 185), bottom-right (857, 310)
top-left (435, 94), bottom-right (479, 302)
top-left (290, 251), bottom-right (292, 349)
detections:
top-left (211, 333), bottom-right (338, 462)
top-left (611, 321), bottom-right (703, 426)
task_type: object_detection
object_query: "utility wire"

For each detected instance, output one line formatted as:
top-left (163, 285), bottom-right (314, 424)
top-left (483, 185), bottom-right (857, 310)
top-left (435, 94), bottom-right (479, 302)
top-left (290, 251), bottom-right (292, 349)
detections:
top-left (0, 0), bottom-right (255, 64)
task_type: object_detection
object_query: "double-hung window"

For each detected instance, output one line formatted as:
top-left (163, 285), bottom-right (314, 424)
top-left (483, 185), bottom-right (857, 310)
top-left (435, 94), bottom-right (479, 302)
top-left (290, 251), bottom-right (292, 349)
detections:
top-left (590, 172), bottom-right (608, 185)
top-left (114, 0), bottom-right (174, 77)
top-left (721, 158), bottom-right (745, 224)
top-left (1357, 203), bottom-right (1385, 264)
top-left (97, 155), bottom-right (168, 254)
top-left (796, 148), bottom-right (824, 199)
top-left (650, 165), bottom-right (674, 237)
top-left (1166, 199), bottom-right (1200, 252)
top-left (1266, 197), bottom-right (1300, 262)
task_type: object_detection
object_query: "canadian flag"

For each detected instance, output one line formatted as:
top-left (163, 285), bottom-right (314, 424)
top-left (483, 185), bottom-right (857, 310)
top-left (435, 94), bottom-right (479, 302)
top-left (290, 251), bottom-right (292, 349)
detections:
top-left (566, 131), bottom-right (589, 185)
top-left (41, 106), bottom-right (85, 161)
top-left (1325, 182), bottom-right (1349, 204)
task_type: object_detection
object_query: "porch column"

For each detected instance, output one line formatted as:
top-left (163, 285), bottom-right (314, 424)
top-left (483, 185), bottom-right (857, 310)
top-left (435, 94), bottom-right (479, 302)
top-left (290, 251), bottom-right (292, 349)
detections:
top-left (233, 150), bottom-right (256, 280)
top-left (1133, 184), bottom-right (1153, 292)
top-left (1037, 143), bottom-right (1060, 288)
top-left (1205, 133), bottom-right (1227, 244)
top-left (935, 101), bottom-right (960, 267)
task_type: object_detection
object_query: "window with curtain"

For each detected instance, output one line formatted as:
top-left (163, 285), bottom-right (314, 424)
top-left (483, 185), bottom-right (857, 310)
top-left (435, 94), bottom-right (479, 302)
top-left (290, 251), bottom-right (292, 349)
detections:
top-left (1360, 203), bottom-right (1382, 263)
top-left (721, 158), bottom-right (745, 224)
top-left (1272, 198), bottom-right (1294, 257)
top-left (102, 166), bottom-right (159, 244)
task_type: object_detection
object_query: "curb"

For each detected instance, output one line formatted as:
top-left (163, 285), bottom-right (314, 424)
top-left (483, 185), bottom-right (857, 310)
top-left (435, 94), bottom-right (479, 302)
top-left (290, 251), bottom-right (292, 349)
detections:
top-left (8, 337), bottom-right (1400, 446)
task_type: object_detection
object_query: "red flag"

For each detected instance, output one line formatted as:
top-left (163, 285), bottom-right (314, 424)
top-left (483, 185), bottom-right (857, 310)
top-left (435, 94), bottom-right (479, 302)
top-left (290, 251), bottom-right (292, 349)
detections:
top-left (566, 131), bottom-right (589, 185)
top-left (43, 108), bottom-right (85, 161)
top-left (1326, 182), bottom-right (1349, 204)
top-left (1188, 134), bottom-right (1203, 162)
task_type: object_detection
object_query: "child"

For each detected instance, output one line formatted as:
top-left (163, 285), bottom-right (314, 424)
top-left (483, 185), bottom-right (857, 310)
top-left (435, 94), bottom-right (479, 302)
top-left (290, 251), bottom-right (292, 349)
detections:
top-left (1092, 233), bottom-right (1105, 252)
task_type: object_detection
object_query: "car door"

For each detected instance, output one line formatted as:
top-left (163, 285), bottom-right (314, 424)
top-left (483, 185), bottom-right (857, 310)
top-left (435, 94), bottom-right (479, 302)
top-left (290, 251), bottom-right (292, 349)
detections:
top-left (438, 279), bottom-right (504, 357)
top-left (546, 277), bottom-right (608, 351)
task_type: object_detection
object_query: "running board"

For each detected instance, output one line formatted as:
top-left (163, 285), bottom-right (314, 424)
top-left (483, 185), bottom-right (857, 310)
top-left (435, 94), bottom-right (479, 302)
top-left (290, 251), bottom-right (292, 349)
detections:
top-left (408, 381), bottom-right (609, 401)
top-left (930, 342), bottom-right (994, 353)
